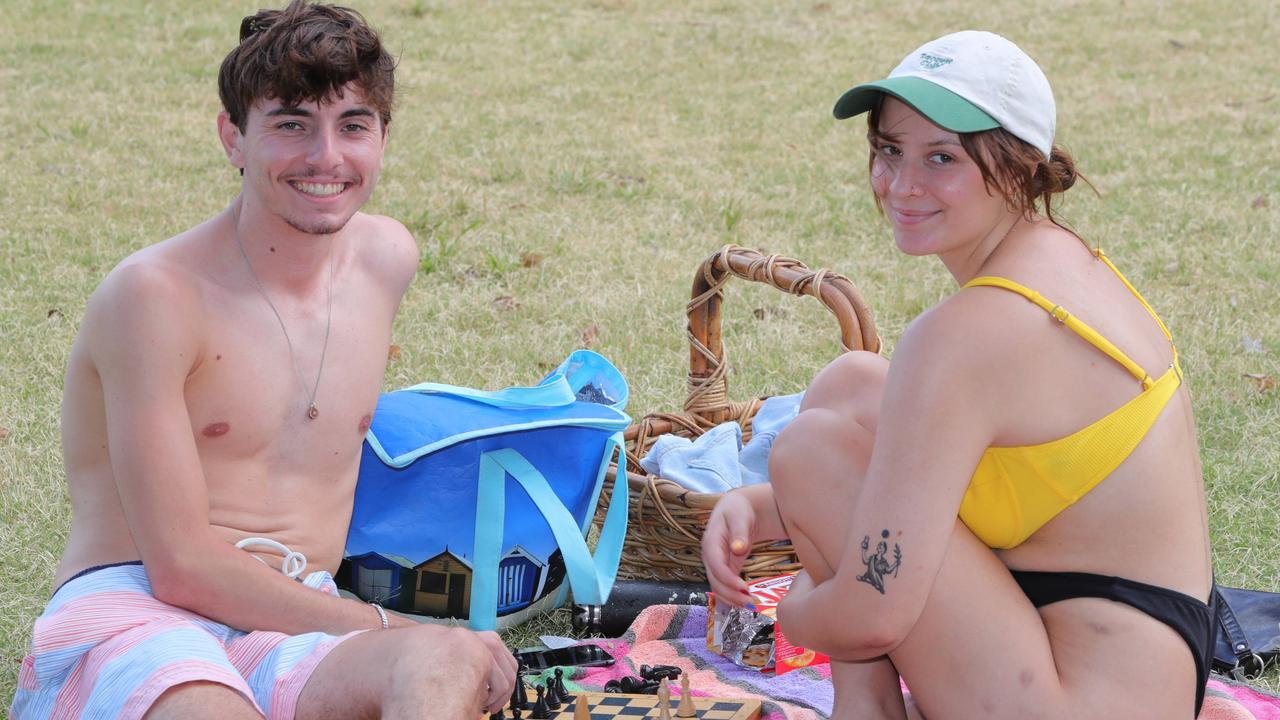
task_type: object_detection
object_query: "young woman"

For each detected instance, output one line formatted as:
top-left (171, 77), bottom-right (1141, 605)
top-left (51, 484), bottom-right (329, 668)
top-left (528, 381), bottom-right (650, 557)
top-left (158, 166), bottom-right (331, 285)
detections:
top-left (701, 31), bottom-right (1214, 720)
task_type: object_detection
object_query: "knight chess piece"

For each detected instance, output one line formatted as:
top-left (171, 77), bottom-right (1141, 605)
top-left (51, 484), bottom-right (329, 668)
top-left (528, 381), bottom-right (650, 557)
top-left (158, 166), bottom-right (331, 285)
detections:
top-left (512, 653), bottom-right (530, 710)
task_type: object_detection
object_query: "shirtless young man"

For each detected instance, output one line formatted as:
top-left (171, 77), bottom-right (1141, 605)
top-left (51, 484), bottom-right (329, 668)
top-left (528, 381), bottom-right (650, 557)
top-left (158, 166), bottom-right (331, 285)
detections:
top-left (10, 3), bottom-right (516, 718)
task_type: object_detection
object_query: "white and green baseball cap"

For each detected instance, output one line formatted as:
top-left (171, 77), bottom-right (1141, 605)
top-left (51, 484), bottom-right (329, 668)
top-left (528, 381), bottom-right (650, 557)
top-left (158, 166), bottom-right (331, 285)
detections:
top-left (833, 30), bottom-right (1056, 158)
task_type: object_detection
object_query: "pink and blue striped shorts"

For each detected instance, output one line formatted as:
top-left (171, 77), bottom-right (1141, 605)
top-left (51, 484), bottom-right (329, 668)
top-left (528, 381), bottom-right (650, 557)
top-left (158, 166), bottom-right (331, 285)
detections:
top-left (9, 562), bottom-right (363, 719)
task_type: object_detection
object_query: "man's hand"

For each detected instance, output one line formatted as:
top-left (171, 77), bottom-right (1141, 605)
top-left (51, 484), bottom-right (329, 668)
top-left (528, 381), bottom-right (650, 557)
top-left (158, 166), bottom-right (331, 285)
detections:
top-left (476, 630), bottom-right (518, 714)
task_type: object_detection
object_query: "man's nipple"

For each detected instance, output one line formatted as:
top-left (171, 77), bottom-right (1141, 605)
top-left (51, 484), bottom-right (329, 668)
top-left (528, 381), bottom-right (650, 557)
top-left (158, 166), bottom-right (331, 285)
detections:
top-left (202, 422), bottom-right (230, 438)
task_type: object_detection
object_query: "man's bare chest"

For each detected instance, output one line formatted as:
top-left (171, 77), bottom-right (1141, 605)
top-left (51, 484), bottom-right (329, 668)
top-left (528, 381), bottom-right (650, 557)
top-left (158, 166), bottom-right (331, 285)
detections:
top-left (185, 304), bottom-right (392, 472)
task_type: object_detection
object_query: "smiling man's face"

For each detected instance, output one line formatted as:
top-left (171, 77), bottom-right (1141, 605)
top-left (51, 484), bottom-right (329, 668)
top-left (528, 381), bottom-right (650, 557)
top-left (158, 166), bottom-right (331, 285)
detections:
top-left (222, 84), bottom-right (388, 236)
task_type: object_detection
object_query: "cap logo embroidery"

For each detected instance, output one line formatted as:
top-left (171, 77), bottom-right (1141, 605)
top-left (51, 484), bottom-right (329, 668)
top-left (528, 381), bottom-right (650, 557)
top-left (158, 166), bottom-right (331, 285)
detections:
top-left (919, 53), bottom-right (952, 70)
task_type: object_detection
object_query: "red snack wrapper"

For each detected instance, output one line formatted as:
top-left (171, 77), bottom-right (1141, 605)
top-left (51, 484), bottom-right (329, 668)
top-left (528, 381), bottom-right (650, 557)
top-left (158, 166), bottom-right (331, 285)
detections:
top-left (706, 573), bottom-right (829, 674)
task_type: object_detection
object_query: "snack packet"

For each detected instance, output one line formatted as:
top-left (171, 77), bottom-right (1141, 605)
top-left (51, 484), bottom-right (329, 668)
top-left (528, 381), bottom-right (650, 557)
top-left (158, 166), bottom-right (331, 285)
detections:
top-left (706, 572), bottom-right (829, 674)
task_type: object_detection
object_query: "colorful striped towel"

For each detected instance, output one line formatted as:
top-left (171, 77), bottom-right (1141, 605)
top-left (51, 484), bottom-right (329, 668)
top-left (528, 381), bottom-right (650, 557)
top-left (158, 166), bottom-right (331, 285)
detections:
top-left (550, 605), bottom-right (1280, 720)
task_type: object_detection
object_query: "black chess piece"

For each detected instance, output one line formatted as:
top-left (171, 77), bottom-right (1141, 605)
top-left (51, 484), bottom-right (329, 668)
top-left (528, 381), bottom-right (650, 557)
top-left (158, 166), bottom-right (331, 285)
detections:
top-left (511, 704), bottom-right (523, 720)
top-left (511, 664), bottom-right (529, 710)
top-left (640, 664), bottom-right (682, 681)
top-left (554, 667), bottom-right (573, 702)
top-left (544, 680), bottom-right (562, 712)
top-left (615, 676), bottom-right (659, 694)
top-left (528, 684), bottom-right (550, 720)
top-left (490, 709), bottom-right (505, 720)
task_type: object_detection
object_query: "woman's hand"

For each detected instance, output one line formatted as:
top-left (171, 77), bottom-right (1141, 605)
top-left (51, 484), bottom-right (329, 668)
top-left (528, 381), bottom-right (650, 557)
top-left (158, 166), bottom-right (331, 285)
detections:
top-left (701, 488), bottom-right (762, 607)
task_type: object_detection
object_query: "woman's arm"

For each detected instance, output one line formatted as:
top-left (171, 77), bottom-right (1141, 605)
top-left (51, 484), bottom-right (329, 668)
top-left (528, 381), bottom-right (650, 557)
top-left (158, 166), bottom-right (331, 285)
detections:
top-left (777, 300), bottom-right (1001, 659)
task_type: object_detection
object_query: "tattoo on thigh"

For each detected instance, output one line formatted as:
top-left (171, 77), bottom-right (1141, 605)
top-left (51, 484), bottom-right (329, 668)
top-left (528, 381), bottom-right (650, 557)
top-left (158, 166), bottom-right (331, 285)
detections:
top-left (856, 529), bottom-right (902, 594)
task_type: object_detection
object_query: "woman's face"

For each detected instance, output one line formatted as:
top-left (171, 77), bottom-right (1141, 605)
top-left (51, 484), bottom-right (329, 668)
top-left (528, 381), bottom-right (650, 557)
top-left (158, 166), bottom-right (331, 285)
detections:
top-left (868, 97), bottom-right (1013, 258)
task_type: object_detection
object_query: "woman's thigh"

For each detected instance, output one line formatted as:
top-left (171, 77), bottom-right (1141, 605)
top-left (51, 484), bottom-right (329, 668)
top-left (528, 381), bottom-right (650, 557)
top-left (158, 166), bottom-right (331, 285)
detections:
top-left (889, 522), bottom-right (1197, 719)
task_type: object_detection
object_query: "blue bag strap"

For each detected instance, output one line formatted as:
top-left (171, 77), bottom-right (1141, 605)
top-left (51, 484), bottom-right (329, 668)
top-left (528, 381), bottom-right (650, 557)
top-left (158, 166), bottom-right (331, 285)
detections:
top-left (400, 374), bottom-right (575, 409)
top-left (470, 432), bottom-right (628, 631)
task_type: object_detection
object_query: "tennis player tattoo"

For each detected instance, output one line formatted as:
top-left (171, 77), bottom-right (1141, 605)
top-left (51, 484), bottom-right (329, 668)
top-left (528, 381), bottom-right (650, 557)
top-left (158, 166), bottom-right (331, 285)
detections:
top-left (857, 529), bottom-right (902, 594)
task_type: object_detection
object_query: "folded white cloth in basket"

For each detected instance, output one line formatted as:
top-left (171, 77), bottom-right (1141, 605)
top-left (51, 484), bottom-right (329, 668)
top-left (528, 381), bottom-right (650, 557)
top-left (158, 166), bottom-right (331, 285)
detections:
top-left (639, 392), bottom-right (804, 493)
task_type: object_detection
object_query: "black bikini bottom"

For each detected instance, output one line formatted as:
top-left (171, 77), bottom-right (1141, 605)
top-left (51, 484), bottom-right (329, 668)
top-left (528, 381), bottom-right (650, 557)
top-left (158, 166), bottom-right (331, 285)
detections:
top-left (1011, 570), bottom-right (1216, 716)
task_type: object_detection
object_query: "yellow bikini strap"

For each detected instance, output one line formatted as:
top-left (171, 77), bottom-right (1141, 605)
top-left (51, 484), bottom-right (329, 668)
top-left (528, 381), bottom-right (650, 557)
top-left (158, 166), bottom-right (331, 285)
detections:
top-left (1092, 248), bottom-right (1174, 343)
top-left (962, 274), bottom-right (1155, 389)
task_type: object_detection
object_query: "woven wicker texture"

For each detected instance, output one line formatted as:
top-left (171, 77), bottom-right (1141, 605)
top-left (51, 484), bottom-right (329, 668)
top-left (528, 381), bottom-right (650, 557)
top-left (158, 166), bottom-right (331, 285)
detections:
top-left (597, 245), bottom-right (880, 582)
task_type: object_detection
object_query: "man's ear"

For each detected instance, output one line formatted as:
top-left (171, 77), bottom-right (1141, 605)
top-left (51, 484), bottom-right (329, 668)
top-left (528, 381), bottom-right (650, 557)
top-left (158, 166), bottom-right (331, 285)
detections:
top-left (217, 111), bottom-right (245, 173)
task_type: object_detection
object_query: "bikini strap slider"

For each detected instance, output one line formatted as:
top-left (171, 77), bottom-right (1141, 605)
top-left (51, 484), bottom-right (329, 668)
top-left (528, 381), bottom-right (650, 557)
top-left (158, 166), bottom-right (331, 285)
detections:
top-left (1092, 247), bottom-right (1105, 258)
top-left (1049, 305), bottom-right (1069, 324)
top-left (1141, 375), bottom-right (1153, 390)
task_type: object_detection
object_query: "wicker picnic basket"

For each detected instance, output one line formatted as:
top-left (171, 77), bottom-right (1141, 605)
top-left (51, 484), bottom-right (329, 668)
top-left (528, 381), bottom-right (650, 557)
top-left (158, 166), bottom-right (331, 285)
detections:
top-left (596, 245), bottom-right (881, 583)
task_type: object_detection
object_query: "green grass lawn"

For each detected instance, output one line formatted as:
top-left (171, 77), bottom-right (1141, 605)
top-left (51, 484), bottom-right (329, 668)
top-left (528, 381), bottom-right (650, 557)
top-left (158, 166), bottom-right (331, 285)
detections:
top-left (2, 0), bottom-right (1278, 704)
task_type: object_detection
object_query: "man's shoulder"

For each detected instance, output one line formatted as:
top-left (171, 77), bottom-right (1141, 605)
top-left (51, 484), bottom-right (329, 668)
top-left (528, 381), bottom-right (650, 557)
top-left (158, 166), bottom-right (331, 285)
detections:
top-left (83, 247), bottom-right (207, 368)
top-left (92, 245), bottom-right (204, 317)
top-left (350, 211), bottom-right (418, 292)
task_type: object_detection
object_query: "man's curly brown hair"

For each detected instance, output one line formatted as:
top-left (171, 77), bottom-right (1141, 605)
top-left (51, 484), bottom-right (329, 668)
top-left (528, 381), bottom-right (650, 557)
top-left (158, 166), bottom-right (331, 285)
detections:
top-left (218, 0), bottom-right (395, 132)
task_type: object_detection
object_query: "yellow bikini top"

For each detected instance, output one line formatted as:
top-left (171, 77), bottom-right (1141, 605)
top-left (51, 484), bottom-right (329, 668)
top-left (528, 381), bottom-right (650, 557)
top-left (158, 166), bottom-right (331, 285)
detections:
top-left (956, 250), bottom-right (1183, 549)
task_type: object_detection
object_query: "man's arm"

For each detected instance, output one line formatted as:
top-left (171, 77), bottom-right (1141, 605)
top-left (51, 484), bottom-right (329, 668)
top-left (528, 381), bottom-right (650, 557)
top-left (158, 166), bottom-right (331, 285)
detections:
top-left (86, 260), bottom-right (408, 633)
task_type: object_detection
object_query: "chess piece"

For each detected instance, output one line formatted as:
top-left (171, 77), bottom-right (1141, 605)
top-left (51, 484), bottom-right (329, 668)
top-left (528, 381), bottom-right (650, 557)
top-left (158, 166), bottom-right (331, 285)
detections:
top-left (676, 674), bottom-right (696, 718)
top-left (657, 678), bottom-right (672, 720)
top-left (574, 694), bottom-right (590, 720)
top-left (554, 667), bottom-right (573, 702)
top-left (490, 709), bottom-right (505, 720)
top-left (640, 664), bottom-right (682, 681)
top-left (544, 680), bottom-right (562, 712)
top-left (512, 653), bottom-right (529, 710)
top-left (528, 685), bottom-right (550, 720)
top-left (618, 676), bottom-right (656, 694)
top-left (512, 680), bottom-right (529, 711)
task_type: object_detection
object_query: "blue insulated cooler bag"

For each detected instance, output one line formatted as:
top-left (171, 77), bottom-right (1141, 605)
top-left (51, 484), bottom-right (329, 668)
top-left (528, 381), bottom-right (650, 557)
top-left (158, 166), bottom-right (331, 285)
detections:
top-left (342, 351), bottom-right (630, 631)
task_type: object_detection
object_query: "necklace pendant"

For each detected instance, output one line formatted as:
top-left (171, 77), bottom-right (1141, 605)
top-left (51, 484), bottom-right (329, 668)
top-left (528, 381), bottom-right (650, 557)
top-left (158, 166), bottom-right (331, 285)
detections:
top-left (307, 403), bottom-right (319, 420)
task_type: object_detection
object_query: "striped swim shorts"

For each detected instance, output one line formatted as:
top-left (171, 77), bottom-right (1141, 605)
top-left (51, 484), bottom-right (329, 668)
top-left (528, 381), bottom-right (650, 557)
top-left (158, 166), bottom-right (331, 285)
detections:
top-left (9, 562), bottom-right (364, 719)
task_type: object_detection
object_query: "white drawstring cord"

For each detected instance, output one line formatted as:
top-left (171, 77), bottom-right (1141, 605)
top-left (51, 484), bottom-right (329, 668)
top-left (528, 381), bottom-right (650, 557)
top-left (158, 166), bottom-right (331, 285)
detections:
top-left (235, 537), bottom-right (308, 579)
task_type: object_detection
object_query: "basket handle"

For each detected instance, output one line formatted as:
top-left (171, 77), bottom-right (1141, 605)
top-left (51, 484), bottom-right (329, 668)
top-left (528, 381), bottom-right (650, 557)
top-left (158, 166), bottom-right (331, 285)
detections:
top-left (685, 244), bottom-right (881, 424)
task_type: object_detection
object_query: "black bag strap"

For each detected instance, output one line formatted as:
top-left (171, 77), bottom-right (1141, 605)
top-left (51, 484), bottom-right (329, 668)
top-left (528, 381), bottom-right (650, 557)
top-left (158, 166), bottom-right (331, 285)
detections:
top-left (1215, 586), bottom-right (1265, 680)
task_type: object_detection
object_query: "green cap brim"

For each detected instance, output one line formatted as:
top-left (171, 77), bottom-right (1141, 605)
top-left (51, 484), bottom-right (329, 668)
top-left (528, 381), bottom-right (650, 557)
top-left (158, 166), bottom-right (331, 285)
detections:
top-left (832, 76), bottom-right (999, 133)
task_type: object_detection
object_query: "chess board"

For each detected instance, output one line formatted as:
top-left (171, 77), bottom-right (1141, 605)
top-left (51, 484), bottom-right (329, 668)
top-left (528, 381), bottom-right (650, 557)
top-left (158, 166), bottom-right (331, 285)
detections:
top-left (505, 692), bottom-right (761, 720)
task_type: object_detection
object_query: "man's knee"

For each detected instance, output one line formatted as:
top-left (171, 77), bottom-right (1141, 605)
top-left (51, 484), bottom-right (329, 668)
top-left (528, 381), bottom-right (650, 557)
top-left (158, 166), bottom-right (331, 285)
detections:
top-left (383, 625), bottom-right (493, 688)
top-left (145, 681), bottom-right (261, 720)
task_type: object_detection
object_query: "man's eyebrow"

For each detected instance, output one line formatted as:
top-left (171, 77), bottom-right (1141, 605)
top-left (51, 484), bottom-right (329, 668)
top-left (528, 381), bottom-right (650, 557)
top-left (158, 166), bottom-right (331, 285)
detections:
top-left (339, 108), bottom-right (377, 120)
top-left (264, 106), bottom-right (311, 118)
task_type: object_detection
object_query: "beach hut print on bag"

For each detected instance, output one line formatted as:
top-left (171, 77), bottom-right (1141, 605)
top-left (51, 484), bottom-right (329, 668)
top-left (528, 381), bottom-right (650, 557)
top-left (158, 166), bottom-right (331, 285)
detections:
top-left (342, 351), bottom-right (630, 630)
top-left (413, 550), bottom-right (472, 617)
top-left (345, 552), bottom-right (415, 608)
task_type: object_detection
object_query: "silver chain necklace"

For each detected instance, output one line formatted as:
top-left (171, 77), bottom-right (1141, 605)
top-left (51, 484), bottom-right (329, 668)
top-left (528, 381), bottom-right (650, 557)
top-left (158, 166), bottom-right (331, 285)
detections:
top-left (233, 220), bottom-right (335, 421)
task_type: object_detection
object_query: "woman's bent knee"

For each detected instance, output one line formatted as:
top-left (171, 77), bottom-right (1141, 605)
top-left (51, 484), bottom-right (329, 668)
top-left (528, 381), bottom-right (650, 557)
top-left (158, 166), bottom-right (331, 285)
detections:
top-left (770, 407), bottom-right (872, 499)
top-left (801, 350), bottom-right (887, 426)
